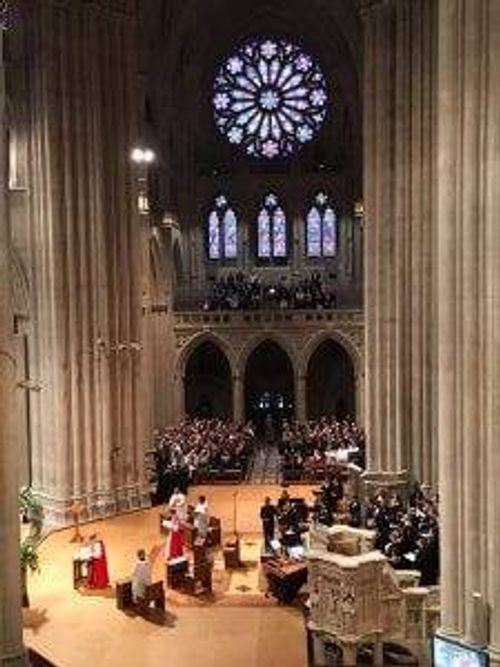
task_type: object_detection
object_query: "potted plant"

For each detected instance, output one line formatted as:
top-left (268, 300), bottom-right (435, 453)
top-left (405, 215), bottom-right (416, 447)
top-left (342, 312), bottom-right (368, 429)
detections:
top-left (20, 538), bottom-right (40, 608)
top-left (19, 487), bottom-right (44, 538)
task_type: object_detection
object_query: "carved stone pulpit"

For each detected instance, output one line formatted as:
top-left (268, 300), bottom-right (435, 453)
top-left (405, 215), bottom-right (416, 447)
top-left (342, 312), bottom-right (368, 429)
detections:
top-left (308, 550), bottom-right (392, 665)
top-left (307, 525), bottom-right (439, 666)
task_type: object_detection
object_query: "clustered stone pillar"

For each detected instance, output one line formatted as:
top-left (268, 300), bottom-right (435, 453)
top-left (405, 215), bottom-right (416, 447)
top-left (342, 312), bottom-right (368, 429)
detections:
top-left (0, 26), bottom-right (28, 667)
top-left (295, 373), bottom-right (306, 422)
top-left (20, 0), bottom-right (148, 524)
top-left (233, 373), bottom-right (244, 424)
top-left (436, 0), bottom-right (500, 659)
top-left (362, 0), bottom-right (437, 490)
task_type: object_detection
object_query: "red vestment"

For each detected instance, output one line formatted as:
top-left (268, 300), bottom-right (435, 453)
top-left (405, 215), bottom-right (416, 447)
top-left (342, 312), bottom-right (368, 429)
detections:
top-left (88, 540), bottom-right (109, 588)
top-left (164, 515), bottom-right (184, 560)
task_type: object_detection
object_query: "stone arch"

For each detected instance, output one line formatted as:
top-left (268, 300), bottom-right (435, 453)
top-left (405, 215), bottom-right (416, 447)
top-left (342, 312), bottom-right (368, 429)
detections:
top-left (242, 337), bottom-right (296, 432)
top-left (299, 329), bottom-right (361, 379)
top-left (176, 331), bottom-right (237, 381)
top-left (300, 330), bottom-right (364, 423)
top-left (183, 339), bottom-right (233, 419)
top-left (237, 332), bottom-right (299, 378)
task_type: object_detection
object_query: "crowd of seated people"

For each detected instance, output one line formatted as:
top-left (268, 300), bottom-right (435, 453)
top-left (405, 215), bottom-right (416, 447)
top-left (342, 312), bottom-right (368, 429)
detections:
top-left (202, 271), bottom-right (337, 311)
top-left (312, 476), bottom-right (440, 586)
top-left (364, 484), bottom-right (440, 585)
top-left (280, 417), bottom-right (365, 481)
top-left (147, 418), bottom-right (254, 503)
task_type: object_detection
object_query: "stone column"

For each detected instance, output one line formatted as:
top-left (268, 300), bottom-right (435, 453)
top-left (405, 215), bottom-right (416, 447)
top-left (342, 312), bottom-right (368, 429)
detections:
top-left (295, 373), bottom-right (306, 422)
top-left (22, 0), bottom-right (147, 523)
top-left (362, 0), bottom-right (408, 489)
top-left (233, 373), bottom-right (244, 424)
top-left (362, 0), bottom-right (437, 490)
top-left (436, 0), bottom-right (500, 657)
top-left (0, 25), bottom-right (28, 667)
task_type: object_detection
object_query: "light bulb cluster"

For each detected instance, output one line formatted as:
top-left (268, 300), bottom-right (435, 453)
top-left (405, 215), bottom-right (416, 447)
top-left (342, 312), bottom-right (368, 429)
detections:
top-left (130, 147), bottom-right (155, 164)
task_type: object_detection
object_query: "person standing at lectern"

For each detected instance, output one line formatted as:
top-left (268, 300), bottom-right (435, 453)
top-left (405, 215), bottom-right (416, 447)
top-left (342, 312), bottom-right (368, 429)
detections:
top-left (260, 497), bottom-right (277, 551)
top-left (164, 509), bottom-right (184, 560)
top-left (87, 533), bottom-right (110, 589)
top-left (168, 487), bottom-right (187, 522)
top-left (194, 495), bottom-right (209, 538)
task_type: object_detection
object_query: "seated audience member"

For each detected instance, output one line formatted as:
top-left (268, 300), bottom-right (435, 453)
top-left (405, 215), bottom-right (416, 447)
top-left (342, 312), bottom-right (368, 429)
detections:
top-left (87, 533), bottom-right (110, 589)
top-left (132, 549), bottom-right (152, 603)
top-left (280, 416), bottom-right (365, 481)
top-left (199, 271), bottom-right (338, 312)
top-left (146, 418), bottom-right (254, 501)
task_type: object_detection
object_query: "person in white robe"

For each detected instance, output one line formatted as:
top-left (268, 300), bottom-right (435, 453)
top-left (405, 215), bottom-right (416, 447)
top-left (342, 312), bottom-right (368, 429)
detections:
top-left (131, 549), bottom-right (152, 603)
top-left (168, 487), bottom-right (187, 522)
top-left (194, 495), bottom-right (209, 538)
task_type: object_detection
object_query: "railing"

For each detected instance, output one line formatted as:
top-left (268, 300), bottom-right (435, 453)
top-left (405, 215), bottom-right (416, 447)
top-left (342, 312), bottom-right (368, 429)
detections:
top-left (173, 308), bottom-right (363, 327)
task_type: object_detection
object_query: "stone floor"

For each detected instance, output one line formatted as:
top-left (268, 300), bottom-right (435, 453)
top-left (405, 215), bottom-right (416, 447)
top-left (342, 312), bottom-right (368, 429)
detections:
top-left (23, 484), bottom-right (315, 667)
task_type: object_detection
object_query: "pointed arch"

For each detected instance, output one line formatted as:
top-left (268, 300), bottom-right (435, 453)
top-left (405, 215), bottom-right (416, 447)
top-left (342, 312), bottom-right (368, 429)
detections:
top-left (184, 340), bottom-right (233, 419)
top-left (300, 330), bottom-right (363, 422)
top-left (177, 331), bottom-right (237, 380)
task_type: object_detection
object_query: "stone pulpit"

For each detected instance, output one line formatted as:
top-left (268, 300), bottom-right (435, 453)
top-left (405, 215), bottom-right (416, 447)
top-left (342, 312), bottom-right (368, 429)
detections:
top-left (307, 526), bottom-right (412, 666)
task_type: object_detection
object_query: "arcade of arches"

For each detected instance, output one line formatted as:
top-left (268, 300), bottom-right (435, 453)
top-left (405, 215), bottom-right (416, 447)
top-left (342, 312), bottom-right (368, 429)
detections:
top-left (1, 1), bottom-right (500, 667)
top-left (181, 337), bottom-right (357, 429)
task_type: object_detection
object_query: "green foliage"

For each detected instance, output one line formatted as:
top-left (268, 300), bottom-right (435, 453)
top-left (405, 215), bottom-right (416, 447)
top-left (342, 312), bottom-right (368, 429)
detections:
top-left (20, 538), bottom-right (40, 573)
top-left (19, 487), bottom-right (44, 535)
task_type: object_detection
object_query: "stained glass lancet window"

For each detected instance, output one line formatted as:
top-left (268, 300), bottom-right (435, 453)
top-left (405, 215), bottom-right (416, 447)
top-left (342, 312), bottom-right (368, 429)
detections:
top-left (257, 193), bottom-right (287, 259)
top-left (207, 195), bottom-right (238, 259)
top-left (306, 192), bottom-right (337, 257)
top-left (213, 38), bottom-right (328, 159)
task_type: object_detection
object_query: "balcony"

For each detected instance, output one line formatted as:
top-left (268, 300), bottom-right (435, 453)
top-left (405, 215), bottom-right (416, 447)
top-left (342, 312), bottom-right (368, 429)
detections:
top-left (173, 307), bottom-right (363, 329)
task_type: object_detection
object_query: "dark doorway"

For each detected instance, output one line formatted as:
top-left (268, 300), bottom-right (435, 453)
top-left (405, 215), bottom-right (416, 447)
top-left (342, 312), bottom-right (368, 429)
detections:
top-left (185, 341), bottom-right (232, 418)
top-left (306, 339), bottom-right (355, 419)
top-left (245, 340), bottom-right (294, 437)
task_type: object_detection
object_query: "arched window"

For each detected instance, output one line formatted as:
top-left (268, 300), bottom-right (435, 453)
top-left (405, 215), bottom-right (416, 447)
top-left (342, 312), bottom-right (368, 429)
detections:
top-left (257, 193), bottom-right (287, 259)
top-left (306, 192), bottom-right (337, 257)
top-left (207, 195), bottom-right (238, 260)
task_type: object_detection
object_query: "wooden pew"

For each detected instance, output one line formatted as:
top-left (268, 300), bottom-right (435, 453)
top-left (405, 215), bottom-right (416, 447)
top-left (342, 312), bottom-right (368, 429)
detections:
top-left (116, 579), bottom-right (165, 612)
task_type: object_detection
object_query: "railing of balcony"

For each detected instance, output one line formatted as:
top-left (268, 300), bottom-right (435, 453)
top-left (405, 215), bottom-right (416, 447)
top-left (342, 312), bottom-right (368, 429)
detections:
top-left (173, 308), bottom-right (363, 327)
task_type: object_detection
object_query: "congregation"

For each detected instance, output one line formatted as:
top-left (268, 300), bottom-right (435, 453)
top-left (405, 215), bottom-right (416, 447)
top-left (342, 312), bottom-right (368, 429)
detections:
top-left (148, 418), bottom-right (254, 502)
top-left (280, 417), bottom-right (365, 481)
top-left (202, 271), bottom-right (337, 311)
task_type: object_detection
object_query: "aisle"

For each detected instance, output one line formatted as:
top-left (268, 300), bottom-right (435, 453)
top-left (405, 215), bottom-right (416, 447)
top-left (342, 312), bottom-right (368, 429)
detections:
top-left (247, 443), bottom-right (282, 484)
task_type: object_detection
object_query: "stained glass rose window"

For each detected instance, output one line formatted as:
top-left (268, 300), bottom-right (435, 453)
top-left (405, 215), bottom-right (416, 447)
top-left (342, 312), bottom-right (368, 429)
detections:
top-left (213, 38), bottom-right (328, 159)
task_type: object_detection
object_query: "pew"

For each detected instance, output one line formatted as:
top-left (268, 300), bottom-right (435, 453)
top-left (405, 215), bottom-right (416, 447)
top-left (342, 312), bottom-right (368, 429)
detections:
top-left (116, 579), bottom-right (165, 612)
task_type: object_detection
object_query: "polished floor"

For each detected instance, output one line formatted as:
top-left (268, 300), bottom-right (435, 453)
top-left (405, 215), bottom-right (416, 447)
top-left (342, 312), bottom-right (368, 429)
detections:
top-left (23, 484), bottom-right (317, 667)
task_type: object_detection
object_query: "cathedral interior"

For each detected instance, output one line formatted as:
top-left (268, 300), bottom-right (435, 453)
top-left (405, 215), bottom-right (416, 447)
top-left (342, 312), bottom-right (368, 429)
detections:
top-left (1, 0), bottom-right (500, 666)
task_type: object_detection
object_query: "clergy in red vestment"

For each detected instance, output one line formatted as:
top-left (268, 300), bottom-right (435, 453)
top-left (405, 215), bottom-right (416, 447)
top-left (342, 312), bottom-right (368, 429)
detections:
top-left (163, 510), bottom-right (184, 561)
top-left (87, 534), bottom-right (110, 588)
